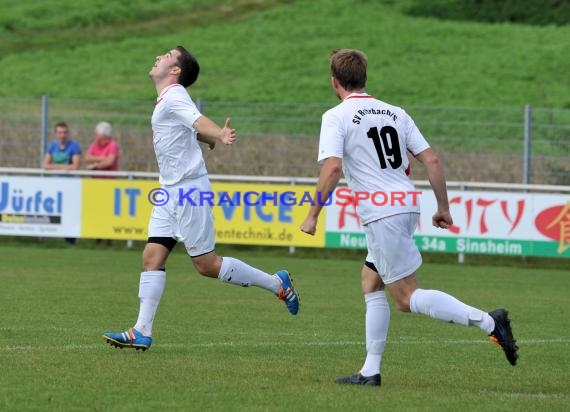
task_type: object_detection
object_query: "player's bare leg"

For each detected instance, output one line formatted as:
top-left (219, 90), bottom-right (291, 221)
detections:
top-left (102, 242), bottom-right (170, 350)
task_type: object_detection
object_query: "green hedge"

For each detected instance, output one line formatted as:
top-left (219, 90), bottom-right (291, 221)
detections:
top-left (407, 0), bottom-right (570, 26)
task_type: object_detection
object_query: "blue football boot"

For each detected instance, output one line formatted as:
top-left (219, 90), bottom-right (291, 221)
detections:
top-left (102, 327), bottom-right (152, 351)
top-left (275, 270), bottom-right (300, 315)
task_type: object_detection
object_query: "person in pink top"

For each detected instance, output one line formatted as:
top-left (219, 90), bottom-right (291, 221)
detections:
top-left (86, 121), bottom-right (120, 245)
top-left (85, 121), bottom-right (120, 177)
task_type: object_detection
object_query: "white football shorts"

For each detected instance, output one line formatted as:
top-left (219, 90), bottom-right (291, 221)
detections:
top-left (148, 175), bottom-right (215, 257)
top-left (363, 212), bottom-right (422, 284)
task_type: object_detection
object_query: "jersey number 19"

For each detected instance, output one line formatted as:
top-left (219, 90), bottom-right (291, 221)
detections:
top-left (366, 126), bottom-right (402, 170)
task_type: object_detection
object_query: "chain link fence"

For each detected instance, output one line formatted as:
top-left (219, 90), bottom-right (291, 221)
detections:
top-left (0, 97), bottom-right (568, 184)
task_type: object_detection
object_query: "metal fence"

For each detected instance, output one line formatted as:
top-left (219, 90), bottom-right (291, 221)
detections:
top-left (0, 97), bottom-right (568, 184)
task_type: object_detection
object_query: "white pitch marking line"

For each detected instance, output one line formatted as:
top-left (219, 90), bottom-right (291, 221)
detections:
top-left (482, 391), bottom-right (565, 400)
top-left (0, 338), bottom-right (568, 352)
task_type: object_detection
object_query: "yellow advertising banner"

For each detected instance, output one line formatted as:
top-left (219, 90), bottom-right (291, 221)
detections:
top-left (211, 182), bottom-right (324, 247)
top-left (82, 179), bottom-right (155, 240)
top-left (81, 179), bottom-right (325, 247)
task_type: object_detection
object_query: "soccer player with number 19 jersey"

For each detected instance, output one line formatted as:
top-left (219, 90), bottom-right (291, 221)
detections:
top-left (301, 49), bottom-right (518, 387)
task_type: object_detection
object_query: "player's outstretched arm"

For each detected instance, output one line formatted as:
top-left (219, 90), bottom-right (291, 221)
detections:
top-left (195, 116), bottom-right (236, 150)
top-left (414, 148), bottom-right (453, 229)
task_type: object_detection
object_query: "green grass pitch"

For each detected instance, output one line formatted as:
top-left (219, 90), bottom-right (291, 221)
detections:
top-left (0, 244), bottom-right (569, 411)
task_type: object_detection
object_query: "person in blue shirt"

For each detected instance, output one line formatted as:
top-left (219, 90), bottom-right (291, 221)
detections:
top-left (43, 121), bottom-right (82, 245)
top-left (43, 122), bottom-right (82, 171)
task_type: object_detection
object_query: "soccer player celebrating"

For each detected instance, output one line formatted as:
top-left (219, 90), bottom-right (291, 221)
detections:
top-left (102, 46), bottom-right (299, 351)
top-left (301, 49), bottom-right (517, 386)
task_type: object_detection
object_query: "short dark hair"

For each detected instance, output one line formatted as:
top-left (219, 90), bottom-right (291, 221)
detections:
top-left (54, 122), bottom-right (68, 131)
top-left (330, 49), bottom-right (368, 90)
top-left (175, 45), bottom-right (200, 88)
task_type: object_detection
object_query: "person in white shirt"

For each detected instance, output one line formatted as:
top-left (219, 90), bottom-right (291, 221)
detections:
top-left (102, 46), bottom-right (299, 351)
top-left (301, 49), bottom-right (518, 386)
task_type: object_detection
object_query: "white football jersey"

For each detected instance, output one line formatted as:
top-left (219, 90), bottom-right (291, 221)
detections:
top-left (151, 84), bottom-right (207, 186)
top-left (318, 93), bottom-right (430, 224)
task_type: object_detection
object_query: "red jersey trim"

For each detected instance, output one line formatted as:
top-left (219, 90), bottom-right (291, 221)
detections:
top-left (156, 83), bottom-right (180, 105)
top-left (345, 94), bottom-right (374, 100)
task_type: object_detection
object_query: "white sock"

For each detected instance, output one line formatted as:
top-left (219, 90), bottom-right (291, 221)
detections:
top-left (218, 257), bottom-right (280, 294)
top-left (410, 288), bottom-right (494, 333)
top-left (360, 291), bottom-right (390, 377)
top-left (134, 270), bottom-right (166, 337)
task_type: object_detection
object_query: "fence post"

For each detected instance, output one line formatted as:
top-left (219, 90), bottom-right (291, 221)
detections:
top-left (40, 95), bottom-right (49, 170)
top-left (523, 103), bottom-right (532, 184)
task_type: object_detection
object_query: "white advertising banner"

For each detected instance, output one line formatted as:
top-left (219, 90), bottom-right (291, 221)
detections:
top-left (325, 188), bottom-right (570, 258)
top-left (0, 176), bottom-right (82, 237)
